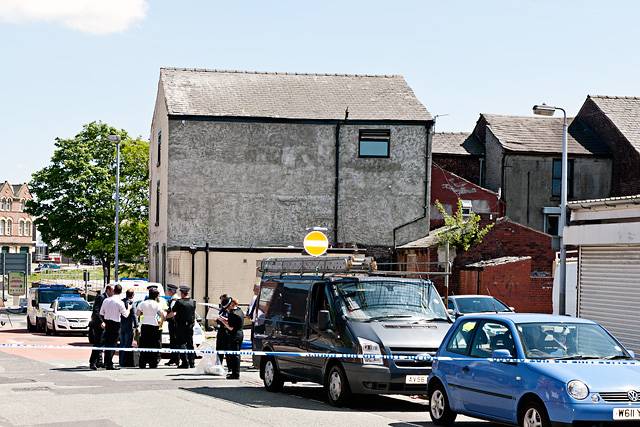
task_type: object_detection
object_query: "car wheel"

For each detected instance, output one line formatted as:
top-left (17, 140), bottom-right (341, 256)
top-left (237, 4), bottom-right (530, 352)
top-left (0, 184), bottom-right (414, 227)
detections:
top-left (520, 400), bottom-right (551, 427)
top-left (27, 317), bottom-right (34, 332)
top-left (429, 382), bottom-right (457, 426)
top-left (262, 358), bottom-right (284, 392)
top-left (325, 364), bottom-right (351, 407)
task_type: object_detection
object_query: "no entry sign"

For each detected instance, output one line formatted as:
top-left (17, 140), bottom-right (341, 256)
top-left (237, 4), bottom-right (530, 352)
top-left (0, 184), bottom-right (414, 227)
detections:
top-left (303, 231), bottom-right (329, 257)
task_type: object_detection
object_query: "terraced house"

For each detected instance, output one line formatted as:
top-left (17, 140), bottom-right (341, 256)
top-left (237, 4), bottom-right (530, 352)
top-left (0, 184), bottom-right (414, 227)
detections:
top-left (148, 68), bottom-right (433, 307)
top-left (0, 181), bottom-right (36, 255)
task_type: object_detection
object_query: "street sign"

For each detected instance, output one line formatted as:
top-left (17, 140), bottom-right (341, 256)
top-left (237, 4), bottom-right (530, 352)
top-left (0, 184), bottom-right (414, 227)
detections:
top-left (303, 231), bottom-right (329, 257)
top-left (8, 272), bottom-right (25, 296)
top-left (0, 253), bottom-right (30, 275)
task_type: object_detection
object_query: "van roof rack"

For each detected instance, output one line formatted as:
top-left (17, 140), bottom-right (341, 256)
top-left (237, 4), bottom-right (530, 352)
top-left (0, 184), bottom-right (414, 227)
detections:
top-left (260, 256), bottom-right (377, 275)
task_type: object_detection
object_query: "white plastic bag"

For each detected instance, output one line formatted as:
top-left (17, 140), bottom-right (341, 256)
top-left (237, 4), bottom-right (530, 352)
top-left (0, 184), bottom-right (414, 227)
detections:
top-left (194, 341), bottom-right (226, 376)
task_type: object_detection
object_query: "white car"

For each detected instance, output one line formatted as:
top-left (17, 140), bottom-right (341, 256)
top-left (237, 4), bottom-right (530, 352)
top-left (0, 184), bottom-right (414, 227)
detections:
top-left (45, 296), bottom-right (92, 335)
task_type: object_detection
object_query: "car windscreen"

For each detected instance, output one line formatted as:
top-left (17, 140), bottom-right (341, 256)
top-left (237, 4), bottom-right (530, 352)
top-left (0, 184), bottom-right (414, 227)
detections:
top-left (335, 279), bottom-right (449, 321)
top-left (517, 322), bottom-right (630, 360)
top-left (455, 297), bottom-right (511, 314)
top-left (38, 289), bottom-right (80, 304)
top-left (57, 300), bottom-right (91, 311)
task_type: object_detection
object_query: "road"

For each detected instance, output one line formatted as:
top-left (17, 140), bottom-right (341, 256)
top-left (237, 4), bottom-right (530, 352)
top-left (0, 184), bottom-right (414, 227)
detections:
top-left (0, 314), bottom-right (488, 427)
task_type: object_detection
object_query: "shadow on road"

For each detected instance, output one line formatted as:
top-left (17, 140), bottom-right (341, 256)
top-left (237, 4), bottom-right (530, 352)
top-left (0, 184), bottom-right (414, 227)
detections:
top-left (182, 384), bottom-right (428, 413)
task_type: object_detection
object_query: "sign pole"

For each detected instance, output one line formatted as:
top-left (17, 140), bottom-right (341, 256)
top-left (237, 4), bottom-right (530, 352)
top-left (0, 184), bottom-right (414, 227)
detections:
top-left (1, 253), bottom-right (5, 301)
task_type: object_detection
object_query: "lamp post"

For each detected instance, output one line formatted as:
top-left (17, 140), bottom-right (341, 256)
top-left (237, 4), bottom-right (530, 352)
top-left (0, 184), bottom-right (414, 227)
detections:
top-left (108, 134), bottom-right (121, 283)
top-left (533, 104), bottom-right (568, 315)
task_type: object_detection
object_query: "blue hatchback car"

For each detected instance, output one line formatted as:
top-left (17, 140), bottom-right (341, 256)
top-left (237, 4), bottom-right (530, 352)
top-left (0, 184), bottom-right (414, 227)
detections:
top-left (428, 314), bottom-right (640, 427)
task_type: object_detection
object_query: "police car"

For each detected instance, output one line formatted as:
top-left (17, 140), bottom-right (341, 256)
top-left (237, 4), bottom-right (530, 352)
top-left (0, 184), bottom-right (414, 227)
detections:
top-left (45, 295), bottom-right (92, 335)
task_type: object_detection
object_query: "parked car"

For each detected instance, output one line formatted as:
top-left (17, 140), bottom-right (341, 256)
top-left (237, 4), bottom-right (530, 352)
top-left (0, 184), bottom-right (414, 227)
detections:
top-left (45, 296), bottom-right (92, 335)
top-left (35, 262), bottom-right (61, 272)
top-left (446, 295), bottom-right (514, 318)
top-left (27, 284), bottom-right (82, 331)
top-left (428, 313), bottom-right (639, 427)
top-left (253, 257), bottom-right (453, 406)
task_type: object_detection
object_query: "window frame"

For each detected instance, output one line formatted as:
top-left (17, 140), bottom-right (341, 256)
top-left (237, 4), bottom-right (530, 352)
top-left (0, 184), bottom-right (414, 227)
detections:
top-left (155, 180), bottom-right (160, 227)
top-left (551, 158), bottom-right (574, 199)
top-left (358, 129), bottom-right (391, 158)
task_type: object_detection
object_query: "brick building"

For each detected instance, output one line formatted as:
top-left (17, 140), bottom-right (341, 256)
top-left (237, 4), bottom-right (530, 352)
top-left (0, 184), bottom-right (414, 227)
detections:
top-left (430, 163), bottom-right (505, 229)
top-left (0, 181), bottom-right (36, 255)
top-left (431, 132), bottom-right (484, 184)
top-left (397, 217), bottom-right (554, 312)
top-left (574, 95), bottom-right (640, 196)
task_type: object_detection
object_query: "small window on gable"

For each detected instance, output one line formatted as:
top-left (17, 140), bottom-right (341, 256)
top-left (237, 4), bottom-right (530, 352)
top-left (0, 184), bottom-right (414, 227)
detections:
top-left (359, 129), bottom-right (390, 158)
top-left (461, 200), bottom-right (473, 218)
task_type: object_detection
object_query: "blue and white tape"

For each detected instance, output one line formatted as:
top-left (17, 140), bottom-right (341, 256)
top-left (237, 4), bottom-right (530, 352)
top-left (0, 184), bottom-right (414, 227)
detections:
top-left (1, 343), bottom-right (639, 365)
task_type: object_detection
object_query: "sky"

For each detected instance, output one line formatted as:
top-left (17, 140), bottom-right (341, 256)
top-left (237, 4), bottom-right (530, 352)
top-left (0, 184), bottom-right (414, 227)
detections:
top-left (1, 0), bottom-right (640, 184)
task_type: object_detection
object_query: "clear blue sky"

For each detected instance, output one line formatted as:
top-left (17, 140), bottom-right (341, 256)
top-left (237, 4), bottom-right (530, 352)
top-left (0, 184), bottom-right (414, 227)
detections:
top-left (1, 0), bottom-right (639, 183)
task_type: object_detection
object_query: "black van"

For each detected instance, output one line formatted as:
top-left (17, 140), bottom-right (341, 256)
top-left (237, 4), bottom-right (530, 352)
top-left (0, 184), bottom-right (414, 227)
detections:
top-left (252, 257), bottom-right (452, 406)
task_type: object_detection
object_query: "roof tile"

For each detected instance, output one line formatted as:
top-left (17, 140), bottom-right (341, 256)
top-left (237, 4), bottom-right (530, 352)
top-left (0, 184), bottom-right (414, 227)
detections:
top-left (589, 95), bottom-right (640, 154)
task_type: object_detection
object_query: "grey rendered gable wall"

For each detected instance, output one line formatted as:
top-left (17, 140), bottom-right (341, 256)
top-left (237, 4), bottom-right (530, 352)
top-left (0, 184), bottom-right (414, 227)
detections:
top-left (165, 119), bottom-right (428, 248)
top-left (483, 128), bottom-right (504, 193)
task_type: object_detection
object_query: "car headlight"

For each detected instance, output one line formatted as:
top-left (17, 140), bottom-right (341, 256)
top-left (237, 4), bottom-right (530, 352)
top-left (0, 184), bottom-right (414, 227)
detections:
top-left (358, 337), bottom-right (383, 365)
top-left (568, 380), bottom-right (589, 400)
top-left (56, 316), bottom-right (67, 322)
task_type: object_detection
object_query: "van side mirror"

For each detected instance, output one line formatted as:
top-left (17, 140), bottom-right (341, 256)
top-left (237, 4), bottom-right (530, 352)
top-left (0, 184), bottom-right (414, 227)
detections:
top-left (447, 309), bottom-right (455, 317)
top-left (318, 310), bottom-right (331, 331)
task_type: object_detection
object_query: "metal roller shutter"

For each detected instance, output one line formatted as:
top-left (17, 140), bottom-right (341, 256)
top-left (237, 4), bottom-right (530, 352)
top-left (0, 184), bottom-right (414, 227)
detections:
top-left (578, 246), bottom-right (640, 353)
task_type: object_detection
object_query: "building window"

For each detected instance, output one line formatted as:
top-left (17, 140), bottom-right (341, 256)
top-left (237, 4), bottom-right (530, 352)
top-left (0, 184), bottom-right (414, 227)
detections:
top-left (156, 130), bottom-right (162, 167)
top-left (6, 219), bottom-right (11, 235)
top-left (552, 159), bottom-right (574, 198)
top-left (155, 180), bottom-right (160, 227)
top-left (0, 219), bottom-right (4, 235)
top-left (26, 221), bottom-right (31, 236)
top-left (358, 129), bottom-right (390, 158)
top-left (18, 220), bottom-right (24, 236)
top-left (6, 200), bottom-right (11, 211)
top-left (461, 200), bottom-right (473, 218)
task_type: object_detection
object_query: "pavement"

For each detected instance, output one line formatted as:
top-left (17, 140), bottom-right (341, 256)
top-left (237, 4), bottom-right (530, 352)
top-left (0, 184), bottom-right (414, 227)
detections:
top-left (0, 314), bottom-right (488, 427)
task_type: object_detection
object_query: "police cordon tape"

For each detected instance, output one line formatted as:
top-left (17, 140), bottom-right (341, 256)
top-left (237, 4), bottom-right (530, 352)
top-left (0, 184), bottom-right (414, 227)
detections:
top-left (1, 342), bottom-right (639, 365)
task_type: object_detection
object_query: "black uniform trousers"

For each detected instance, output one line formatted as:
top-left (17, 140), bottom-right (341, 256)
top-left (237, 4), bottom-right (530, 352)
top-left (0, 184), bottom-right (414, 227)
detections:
top-left (102, 320), bottom-right (121, 368)
top-left (215, 327), bottom-right (228, 364)
top-left (88, 321), bottom-right (104, 366)
top-left (139, 324), bottom-right (161, 368)
top-left (175, 324), bottom-right (195, 366)
top-left (225, 331), bottom-right (243, 376)
top-left (167, 319), bottom-right (179, 363)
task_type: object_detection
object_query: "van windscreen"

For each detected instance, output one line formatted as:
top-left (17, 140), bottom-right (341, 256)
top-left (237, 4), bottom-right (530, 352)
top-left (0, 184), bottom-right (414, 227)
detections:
top-left (335, 280), bottom-right (448, 321)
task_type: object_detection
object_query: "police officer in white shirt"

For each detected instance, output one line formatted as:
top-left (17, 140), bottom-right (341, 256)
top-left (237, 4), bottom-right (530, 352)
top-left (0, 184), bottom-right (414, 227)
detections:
top-left (99, 284), bottom-right (130, 370)
top-left (136, 286), bottom-right (165, 369)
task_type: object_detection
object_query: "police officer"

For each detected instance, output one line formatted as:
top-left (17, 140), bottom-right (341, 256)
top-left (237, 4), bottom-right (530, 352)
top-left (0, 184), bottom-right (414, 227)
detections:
top-left (164, 284), bottom-right (180, 366)
top-left (89, 285), bottom-right (113, 370)
top-left (215, 294), bottom-right (229, 365)
top-left (167, 285), bottom-right (196, 369)
top-left (218, 296), bottom-right (244, 380)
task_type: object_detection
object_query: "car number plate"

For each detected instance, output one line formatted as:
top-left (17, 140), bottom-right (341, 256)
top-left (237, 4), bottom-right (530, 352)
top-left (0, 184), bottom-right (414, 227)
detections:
top-left (613, 408), bottom-right (640, 420)
top-left (405, 375), bottom-right (428, 384)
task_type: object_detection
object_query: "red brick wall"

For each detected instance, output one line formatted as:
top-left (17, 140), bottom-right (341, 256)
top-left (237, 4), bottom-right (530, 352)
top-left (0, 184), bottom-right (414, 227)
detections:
top-left (397, 218), bottom-right (554, 312)
top-left (432, 157), bottom-right (481, 185)
top-left (458, 258), bottom-right (552, 313)
top-left (575, 98), bottom-right (640, 196)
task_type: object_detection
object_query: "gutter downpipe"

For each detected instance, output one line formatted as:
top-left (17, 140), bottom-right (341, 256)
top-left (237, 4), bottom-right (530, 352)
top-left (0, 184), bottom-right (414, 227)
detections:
top-left (204, 241), bottom-right (210, 328)
top-left (392, 120), bottom-right (434, 252)
top-left (333, 119), bottom-right (343, 246)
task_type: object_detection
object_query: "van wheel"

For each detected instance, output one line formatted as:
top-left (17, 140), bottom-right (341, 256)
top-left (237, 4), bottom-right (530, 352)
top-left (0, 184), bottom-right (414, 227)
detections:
top-left (429, 382), bottom-right (457, 426)
top-left (262, 358), bottom-right (284, 392)
top-left (325, 364), bottom-right (351, 407)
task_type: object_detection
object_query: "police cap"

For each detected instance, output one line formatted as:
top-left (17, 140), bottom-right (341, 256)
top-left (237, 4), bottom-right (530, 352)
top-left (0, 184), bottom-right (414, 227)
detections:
top-left (166, 284), bottom-right (178, 291)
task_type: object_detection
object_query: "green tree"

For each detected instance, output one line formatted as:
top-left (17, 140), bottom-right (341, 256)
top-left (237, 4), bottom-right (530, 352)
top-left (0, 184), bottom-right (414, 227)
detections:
top-left (434, 199), bottom-right (493, 251)
top-left (26, 122), bottom-right (149, 283)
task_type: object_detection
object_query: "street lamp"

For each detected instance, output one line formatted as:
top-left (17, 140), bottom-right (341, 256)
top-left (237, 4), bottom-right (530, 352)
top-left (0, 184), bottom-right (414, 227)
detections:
top-left (533, 104), bottom-right (568, 316)
top-left (108, 134), bottom-right (121, 283)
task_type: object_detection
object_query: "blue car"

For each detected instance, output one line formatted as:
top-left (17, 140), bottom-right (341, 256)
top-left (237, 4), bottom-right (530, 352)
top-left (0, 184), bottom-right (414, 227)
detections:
top-left (428, 314), bottom-right (640, 427)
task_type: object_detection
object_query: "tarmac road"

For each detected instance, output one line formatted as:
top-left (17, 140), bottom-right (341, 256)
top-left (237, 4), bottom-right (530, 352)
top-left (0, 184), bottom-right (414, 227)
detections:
top-left (0, 314), bottom-right (488, 427)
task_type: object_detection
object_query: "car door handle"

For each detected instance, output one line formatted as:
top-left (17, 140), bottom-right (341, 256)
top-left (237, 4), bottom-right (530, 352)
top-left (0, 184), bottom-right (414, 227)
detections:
top-left (462, 366), bottom-right (470, 373)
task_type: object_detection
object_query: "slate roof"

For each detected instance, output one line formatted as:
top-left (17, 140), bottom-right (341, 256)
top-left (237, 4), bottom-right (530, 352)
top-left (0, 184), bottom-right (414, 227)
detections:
top-left (589, 95), bottom-right (640, 154)
top-left (481, 114), bottom-right (609, 155)
top-left (159, 68), bottom-right (431, 122)
top-left (431, 132), bottom-right (484, 156)
top-left (465, 256), bottom-right (531, 268)
top-left (397, 225), bottom-right (452, 249)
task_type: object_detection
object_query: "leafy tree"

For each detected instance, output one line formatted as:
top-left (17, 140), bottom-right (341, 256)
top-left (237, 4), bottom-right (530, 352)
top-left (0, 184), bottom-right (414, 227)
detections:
top-left (27, 122), bottom-right (149, 283)
top-left (434, 199), bottom-right (493, 251)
